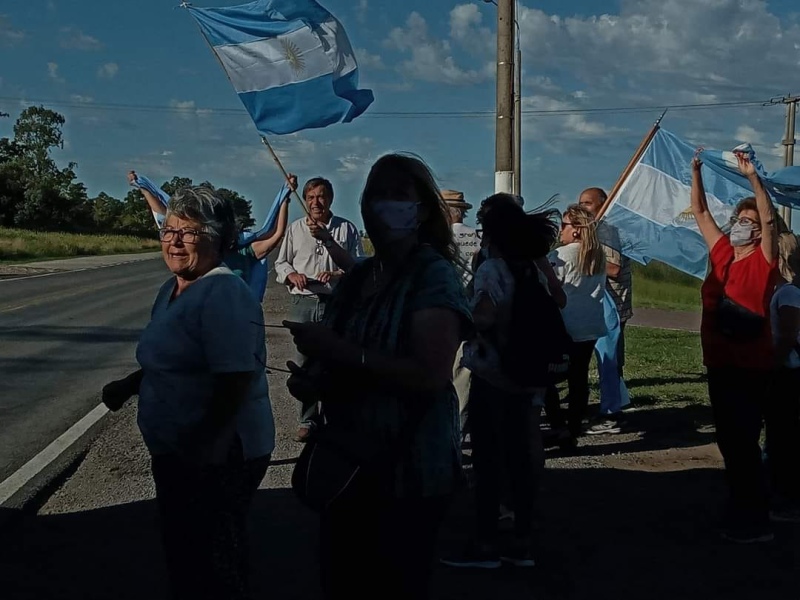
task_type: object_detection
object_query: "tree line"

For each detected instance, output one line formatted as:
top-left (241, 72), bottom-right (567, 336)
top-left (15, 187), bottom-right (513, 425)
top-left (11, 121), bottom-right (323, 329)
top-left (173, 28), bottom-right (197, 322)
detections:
top-left (0, 106), bottom-right (255, 237)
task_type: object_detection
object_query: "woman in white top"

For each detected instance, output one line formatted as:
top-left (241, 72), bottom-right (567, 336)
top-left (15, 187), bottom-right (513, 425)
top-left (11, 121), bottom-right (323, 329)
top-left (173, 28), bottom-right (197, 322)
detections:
top-left (766, 232), bottom-right (800, 519)
top-left (544, 204), bottom-right (607, 444)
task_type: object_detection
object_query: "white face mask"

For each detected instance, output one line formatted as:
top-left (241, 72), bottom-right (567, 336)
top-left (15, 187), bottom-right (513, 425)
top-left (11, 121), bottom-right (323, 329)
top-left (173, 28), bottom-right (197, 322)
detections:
top-left (729, 221), bottom-right (756, 247)
top-left (369, 200), bottom-right (419, 241)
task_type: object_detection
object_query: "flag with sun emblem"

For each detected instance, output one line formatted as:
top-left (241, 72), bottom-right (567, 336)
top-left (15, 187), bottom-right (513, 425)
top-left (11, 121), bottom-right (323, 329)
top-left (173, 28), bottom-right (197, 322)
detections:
top-left (186, 0), bottom-right (374, 135)
top-left (601, 128), bottom-right (749, 279)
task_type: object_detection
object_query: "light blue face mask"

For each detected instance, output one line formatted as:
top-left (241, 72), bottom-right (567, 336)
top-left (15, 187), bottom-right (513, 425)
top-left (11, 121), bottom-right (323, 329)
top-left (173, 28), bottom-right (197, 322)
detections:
top-left (729, 221), bottom-right (756, 247)
top-left (369, 200), bottom-right (419, 241)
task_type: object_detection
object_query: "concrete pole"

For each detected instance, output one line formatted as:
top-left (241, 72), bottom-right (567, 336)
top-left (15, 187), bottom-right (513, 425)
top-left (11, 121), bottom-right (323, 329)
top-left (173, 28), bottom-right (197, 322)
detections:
top-left (513, 45), bottom-right (522, 196)
top-left (782, 99), bottom-right (796, 228)
top-left (494, 0), bottom-right (514, 194)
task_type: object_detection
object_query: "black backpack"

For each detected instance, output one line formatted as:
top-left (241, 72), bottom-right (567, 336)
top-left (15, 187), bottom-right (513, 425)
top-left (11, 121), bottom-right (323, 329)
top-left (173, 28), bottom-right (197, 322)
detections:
top-left (499, 261), bottom-right (571, 387)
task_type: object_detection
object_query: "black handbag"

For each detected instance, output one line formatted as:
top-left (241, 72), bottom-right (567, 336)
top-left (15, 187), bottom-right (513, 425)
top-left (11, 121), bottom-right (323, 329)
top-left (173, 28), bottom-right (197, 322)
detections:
top-left (716, 294), bottom-right (765, 341)
top-left (291, 398), bottom-right (434, 512)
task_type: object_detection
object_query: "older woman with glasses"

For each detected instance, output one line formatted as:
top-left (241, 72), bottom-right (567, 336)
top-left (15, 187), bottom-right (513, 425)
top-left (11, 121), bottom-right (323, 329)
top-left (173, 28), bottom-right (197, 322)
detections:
top-left (692, 150), bottom-right (779, 544)
top-left (101, 186), bottom-right (275, 600)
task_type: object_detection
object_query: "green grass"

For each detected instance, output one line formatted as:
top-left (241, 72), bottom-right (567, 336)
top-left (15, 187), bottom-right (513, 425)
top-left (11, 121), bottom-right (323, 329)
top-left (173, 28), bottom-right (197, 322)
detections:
top-left (632, 261), bottom-right (702, 312)
top-left (0, 227), bottom-right (160, 263)
top-left (617, 326), bottom-right (706, 407)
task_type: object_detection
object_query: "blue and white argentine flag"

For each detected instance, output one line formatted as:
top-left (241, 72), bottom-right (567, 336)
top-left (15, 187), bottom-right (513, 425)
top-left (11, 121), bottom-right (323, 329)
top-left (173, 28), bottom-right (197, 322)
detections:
top-left (602, 128), bottom-right (754, 280)
top-left (187, 0), bottom-right (374, 135)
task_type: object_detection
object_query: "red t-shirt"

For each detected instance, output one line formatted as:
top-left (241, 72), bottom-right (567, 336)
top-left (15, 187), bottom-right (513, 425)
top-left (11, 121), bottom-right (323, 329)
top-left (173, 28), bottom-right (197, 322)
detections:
top-left (700, 237), bottom-right (778, 370)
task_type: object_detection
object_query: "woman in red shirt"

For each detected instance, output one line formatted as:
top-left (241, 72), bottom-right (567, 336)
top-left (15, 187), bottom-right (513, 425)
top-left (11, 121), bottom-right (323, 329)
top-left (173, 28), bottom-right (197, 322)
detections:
top-left (692, 150), bottom-right (779, 544)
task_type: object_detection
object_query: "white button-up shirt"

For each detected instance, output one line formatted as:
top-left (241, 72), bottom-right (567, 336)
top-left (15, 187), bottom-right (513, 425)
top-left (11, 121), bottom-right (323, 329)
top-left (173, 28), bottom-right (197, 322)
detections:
top-left (274, 214), bottom-right (363, 296)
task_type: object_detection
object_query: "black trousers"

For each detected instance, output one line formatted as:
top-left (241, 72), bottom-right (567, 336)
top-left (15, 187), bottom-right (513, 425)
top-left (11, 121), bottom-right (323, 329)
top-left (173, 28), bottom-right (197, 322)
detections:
top-left (765, 367), bottom-right (800, 504)
top-left (707, 367), bottom-right (769, 528)
top-left (545, 340), bottom-right (598, 437)
top-left (469, 375), bottom-right (544, 544)
top-left (151, 446), bottom-right (270, 600)
top-left (319, 475), bottom-right (451, 600)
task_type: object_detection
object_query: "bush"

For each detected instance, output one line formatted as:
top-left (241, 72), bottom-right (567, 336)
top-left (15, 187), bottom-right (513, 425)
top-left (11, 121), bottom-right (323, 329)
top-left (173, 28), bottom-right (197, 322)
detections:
top-left (0, 227), bottom-right (159, 261)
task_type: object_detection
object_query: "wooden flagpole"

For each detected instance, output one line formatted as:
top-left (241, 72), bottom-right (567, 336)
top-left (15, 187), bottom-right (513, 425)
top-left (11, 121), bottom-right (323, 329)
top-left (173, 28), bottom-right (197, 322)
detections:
top-left (595, 108), bottom-right (668, 221)
top-left (260, 136), bottom-right (313, 220)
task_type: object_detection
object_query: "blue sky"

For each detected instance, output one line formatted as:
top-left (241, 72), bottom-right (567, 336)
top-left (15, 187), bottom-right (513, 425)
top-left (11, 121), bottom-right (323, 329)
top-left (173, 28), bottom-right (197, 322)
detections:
top-left (1, 0), bottom-right (798, 227)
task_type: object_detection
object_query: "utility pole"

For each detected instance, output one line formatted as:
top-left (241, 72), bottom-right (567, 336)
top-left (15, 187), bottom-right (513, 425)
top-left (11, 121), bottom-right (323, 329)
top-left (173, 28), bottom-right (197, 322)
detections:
top-left (781, 96), bottom-right (798, 228)
top-left (494, 0), bottom-right (514, 194)
top-left (513, 42), bottom-right (521, 196)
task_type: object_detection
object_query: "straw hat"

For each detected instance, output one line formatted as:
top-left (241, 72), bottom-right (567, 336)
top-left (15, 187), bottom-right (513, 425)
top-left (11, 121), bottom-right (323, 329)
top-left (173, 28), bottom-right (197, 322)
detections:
top-left (441, 189), bottom-right (472, 210)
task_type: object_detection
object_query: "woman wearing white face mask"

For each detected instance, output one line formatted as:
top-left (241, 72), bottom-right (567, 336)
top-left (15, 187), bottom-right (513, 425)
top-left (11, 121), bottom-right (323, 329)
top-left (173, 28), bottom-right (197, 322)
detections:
top-left (284, 153), bottom-right (472, 599)
top-left (691, 150), bottom-right (779, 544)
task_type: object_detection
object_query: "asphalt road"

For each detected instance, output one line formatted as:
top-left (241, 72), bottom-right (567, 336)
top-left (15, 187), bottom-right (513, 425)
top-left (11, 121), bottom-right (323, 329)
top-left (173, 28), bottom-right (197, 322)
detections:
top-left (0, 258), bottom-right (168, 483)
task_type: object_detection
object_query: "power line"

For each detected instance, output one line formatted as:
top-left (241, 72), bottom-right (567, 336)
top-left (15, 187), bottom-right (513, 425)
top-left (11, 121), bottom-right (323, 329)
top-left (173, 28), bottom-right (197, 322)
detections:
top-left (0, 95), bottom-right (774, 120)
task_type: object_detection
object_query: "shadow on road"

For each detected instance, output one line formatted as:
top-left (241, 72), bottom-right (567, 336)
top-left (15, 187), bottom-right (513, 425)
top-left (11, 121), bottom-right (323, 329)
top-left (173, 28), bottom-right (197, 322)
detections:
top-left (1, 466), bottom-right (796, 600)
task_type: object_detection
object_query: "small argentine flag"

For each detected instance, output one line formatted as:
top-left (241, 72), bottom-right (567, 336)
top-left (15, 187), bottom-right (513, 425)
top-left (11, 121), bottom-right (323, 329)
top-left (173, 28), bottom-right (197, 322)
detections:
top-left (186, 0), bottom-right (374, 135)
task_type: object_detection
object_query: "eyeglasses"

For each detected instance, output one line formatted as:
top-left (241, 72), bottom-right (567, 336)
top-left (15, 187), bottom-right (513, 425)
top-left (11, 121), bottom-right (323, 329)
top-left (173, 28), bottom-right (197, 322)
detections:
top-left (158, 228), bottom-right (207, 244)
top-left (729, 216), bottom-right (761, 228)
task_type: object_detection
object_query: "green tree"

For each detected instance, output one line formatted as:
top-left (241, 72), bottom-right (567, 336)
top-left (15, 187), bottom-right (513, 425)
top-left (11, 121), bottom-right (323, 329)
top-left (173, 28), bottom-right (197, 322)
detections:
top-left (13, 105), bottom-right (65, 181)
top-left (91, 192), bottom-right (124, 231)
top-left (119, 188), bottom-right (158, 235)
top-left (161, 176), bottom-right (193, 197)
top-left (216, 187), bottom-right (255, 231)
top-left (0, 139), bottom-right (25, 226)
top-left (2, 106), bottom-right (92, 231)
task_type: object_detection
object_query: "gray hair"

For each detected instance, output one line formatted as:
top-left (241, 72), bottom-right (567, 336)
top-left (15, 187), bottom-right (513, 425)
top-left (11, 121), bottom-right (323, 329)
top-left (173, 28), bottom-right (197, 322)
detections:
top-left (166, 185), bottom-right (237, 250)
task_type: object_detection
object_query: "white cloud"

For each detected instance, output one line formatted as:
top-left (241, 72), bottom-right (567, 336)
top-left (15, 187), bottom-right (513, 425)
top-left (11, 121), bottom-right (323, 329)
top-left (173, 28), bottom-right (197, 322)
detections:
top-left (97, 62), bottom-right (118, 79)
top-left (0, 15), bottom-right (24, 46)
top-left (448, 1), bottom-right (800, 108)
top-left (47, 62), bottom-right (65, 83)
top-left (169, 99), bottom-right (214, 120)
top-left (356, 0), bottom-right (369, 24)
top-left (170, 100), bottom-right (196, 111)
top-left (522, 93), bottom-right (626, 143)
top-left (450, 4), bottom-right (487, 43)
top-left (735, 125), bottom-right (766, 147)
top-left (60, 27), bottom-right (103, 50)
top-left (386, 12), bottom-right (493, 85)
top-left (70, 94), bottom-right (94, 103)
top-left (355, 48), bottom-right (385, 70)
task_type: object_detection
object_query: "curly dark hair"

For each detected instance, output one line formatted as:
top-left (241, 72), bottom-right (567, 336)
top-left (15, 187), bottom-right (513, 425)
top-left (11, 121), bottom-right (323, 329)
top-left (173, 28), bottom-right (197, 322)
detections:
top-left (478, 193), bottom-right (559, 261)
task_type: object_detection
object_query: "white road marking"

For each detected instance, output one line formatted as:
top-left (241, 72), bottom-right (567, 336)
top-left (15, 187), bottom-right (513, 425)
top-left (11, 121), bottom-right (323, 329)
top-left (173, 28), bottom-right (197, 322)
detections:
top-left (0, 403), bottom-right (109, 506)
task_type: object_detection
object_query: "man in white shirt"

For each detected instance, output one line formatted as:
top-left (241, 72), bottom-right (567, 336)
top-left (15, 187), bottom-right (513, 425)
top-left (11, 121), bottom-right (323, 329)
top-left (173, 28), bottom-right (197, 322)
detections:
top-left (443, 190), bottom-right (480, 283)
top-left (274, 176), bottom-right (363, 441)
top-left (441, 190), bottom-right (479, 436)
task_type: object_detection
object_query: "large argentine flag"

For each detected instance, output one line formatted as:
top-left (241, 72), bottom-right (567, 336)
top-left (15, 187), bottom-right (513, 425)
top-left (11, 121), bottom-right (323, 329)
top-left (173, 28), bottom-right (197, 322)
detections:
top-left (700, 143), bottom-right (800, 208)
top-left (602, 128), bottom-right (752, 279)
top-left (186, 0), bottom-right (374, 135)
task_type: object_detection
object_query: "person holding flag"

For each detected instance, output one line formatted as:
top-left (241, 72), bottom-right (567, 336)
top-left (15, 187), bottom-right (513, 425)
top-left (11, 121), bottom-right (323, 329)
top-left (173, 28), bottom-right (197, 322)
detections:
top-left (692, 148), bottom-right (779, 543)
top-left (274, 176), bottom-right (363, 442)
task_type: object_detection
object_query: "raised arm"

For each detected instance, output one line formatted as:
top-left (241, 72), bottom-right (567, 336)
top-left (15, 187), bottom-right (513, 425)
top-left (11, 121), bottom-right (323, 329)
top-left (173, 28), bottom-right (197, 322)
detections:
top-left (128, 171), bottom-right (166, 226)
top-left (691, 153), bottom-right (724, 250)
top-left (249, 179), bottom-right (293, 259)
top-left (737, 152), bottom-right (777, 264)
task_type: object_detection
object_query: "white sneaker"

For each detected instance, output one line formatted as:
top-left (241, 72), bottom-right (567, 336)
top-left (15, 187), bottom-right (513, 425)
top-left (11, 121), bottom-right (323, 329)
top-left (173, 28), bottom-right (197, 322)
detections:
top-left (585, 418), bottom-right (622, 435)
